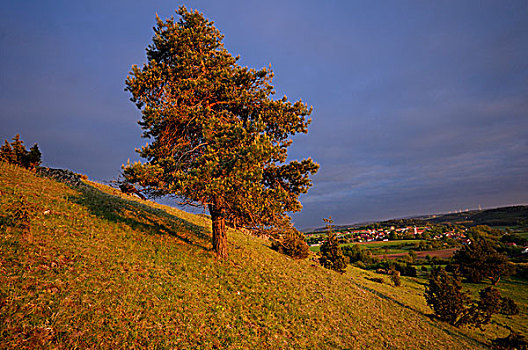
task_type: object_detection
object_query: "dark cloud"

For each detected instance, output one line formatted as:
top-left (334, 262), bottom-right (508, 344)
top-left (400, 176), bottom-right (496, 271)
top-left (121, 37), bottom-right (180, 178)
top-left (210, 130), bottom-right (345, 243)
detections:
top-left (1, 0), bottom-right (526, 229)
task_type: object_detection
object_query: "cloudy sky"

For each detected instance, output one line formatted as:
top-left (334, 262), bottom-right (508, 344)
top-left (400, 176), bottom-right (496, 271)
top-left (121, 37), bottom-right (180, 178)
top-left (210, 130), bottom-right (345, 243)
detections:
top-left (1, 1), bottom-right (527, 229)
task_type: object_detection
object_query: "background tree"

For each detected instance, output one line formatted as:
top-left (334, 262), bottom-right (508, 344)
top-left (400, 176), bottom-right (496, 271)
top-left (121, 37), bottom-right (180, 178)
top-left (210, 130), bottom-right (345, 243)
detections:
top-left (319, 217), bottom-right (347, 273)
top-left (0, 134), bottom-right (42, 169)
top-left (451, 237), bottom-right (513, 284)
top-left (123, 7), bottom-right (318, 258)
top-left (425, 267), bottom-right (513, 328)
top-left (425, 266), bottom-right (470, 325)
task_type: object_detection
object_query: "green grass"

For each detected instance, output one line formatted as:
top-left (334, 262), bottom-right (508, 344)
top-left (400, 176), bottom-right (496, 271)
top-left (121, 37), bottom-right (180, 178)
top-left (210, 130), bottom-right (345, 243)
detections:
top-left (311, 240), bottom-right (422, 254)
top-left (0, 162), bottom-right (523, 349)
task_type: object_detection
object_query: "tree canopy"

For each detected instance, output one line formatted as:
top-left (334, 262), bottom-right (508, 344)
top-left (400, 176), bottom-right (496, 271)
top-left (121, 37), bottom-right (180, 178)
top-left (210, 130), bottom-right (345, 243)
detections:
top-left (451, 237), bottom-right (513, 285)
top-left (123, 7), bottom-right (318, 258)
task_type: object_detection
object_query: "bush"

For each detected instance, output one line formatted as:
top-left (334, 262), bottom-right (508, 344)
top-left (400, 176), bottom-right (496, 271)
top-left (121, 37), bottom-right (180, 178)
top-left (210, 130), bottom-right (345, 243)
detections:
top-left (271, 230), bottom-right (309, 259)
top-left (390, 267), bottom-right (401, 287)
top-left (0, 196), bottom-right (32, 232)
top-left (319, 217), bottom-right (347, 273)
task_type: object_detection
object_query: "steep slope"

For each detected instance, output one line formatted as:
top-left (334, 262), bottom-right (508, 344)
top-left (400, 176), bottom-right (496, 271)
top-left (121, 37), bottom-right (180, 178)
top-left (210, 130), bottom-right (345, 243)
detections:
top-left (0, 161), bottom-right (488, 349)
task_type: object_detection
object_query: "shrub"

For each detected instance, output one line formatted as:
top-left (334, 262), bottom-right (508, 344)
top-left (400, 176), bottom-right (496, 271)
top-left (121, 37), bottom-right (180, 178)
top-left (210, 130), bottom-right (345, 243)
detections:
top-left (390, 267), bottom-right (401, 287)
top-left (0, 196), bottom-right (32, 232)
top-left (319, 217), bottom-right (347, 273)
top-left (271, 230), bottom-right (309, 259)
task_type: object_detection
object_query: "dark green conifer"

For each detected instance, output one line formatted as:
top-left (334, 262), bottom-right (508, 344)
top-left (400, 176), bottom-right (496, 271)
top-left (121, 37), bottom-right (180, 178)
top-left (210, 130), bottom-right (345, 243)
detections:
top-left (319, 217), bottom-right (347, 273)
top-left (123, 7), bottom-right (318, 258)
top-left (0, 134), bottom-right (42, 169)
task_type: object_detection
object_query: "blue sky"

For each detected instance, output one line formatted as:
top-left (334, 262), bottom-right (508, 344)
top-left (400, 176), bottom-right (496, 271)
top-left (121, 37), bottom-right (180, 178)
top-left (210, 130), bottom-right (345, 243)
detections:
top-left (1, 1), bottom-right (527, 229)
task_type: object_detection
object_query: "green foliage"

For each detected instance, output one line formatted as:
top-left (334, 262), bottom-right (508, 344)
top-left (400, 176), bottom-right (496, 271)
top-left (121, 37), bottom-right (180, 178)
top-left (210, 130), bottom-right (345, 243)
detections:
top-left (425, 267), bottom-right (515, 329)
top-left (271, 225), bottom-right (310, 259)
top-left (123, 6), bottom-right (318, 257)
top-left (452, 237), bottom-right (514, 284)
top-left (370, 260), bottom-right (417, 277)
top-left (0, 134), bottom-right (42, 169)
top-left (341, 244), bottom-right (375, 264)
top-left (425, 267), bottom-right (470, 325)
top-left (500, 233), bottom-right (527, 246)
top-left (319, 218), bottom-right (347, 273)
top-left (466, 225), bottom-right (503, 242)
top-left (390, 267), bottom-right (401, 287)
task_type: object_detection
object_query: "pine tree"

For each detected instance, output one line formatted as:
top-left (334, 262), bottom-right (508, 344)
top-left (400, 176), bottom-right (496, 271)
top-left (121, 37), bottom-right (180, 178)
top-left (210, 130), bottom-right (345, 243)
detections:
top-left (0, 140), bottom-right (16, 163)
top-left (425, 266), bottom-right (469, 325)
top-left (319, 217), bottom-right (347, 273)
top-left (26, 144), bottom-right (42, 168)
top-left (123, 7), bottom-right (318, 258)
top-left (0, 134), bottom-right (42, 169)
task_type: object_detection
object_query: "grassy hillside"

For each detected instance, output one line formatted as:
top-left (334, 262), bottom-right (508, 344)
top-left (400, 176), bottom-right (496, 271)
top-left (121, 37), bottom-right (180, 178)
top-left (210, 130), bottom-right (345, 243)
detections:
top-left (0, 161), bottom-right (520, 349)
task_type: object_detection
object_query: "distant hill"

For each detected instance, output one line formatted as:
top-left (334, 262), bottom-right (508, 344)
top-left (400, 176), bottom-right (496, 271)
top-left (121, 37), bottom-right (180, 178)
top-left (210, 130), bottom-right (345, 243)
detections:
top-left (307, 205), bottom-right (528, 233)
top-left (0, 161), bottom-right (507, 348)
top-left (425, 205), bottom-right (528, 226)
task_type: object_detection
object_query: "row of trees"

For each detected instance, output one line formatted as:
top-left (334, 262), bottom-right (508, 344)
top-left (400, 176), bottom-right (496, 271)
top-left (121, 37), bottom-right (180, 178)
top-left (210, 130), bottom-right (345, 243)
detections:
top-left (0, 134), bottom-right (42, 169)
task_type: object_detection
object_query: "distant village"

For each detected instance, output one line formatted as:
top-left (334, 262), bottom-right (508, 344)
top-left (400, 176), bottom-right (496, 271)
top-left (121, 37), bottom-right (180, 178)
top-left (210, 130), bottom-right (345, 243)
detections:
top-left (305, 225), bottom-right (470, 247)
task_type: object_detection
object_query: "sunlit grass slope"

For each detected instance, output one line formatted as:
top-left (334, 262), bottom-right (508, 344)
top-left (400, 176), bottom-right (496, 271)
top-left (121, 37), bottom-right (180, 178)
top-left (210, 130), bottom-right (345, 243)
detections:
top-left (1, 161), bottom-right (489, 349)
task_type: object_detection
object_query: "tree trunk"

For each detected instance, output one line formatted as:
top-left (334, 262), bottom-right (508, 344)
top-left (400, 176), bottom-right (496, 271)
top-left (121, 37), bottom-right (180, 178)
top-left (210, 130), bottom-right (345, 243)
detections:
top-left (208, 202), bottom-right (228, 259)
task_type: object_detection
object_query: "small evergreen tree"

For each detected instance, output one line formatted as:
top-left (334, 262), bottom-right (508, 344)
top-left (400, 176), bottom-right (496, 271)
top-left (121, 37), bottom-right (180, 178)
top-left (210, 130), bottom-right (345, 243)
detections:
top-left (0, 140), bottom-right (16, 163)
top-left (0, 134), bottom-right (42, 169)
top-left (27, 144), bottom-right (42, 168)
top-left (425, 266), bottom-right (470, 325)
top-left (319, 217), bottom-right (347, 273)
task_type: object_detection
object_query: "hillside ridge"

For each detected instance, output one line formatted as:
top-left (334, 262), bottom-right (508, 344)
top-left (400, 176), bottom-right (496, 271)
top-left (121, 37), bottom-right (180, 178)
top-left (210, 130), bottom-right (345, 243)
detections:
top-left (0, 162), bottom-right (499, 349)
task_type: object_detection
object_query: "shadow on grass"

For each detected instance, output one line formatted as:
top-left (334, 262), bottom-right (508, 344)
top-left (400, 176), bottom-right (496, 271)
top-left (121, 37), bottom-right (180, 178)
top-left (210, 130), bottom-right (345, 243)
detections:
top-left (68, 183), bottom-right (211, 251)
